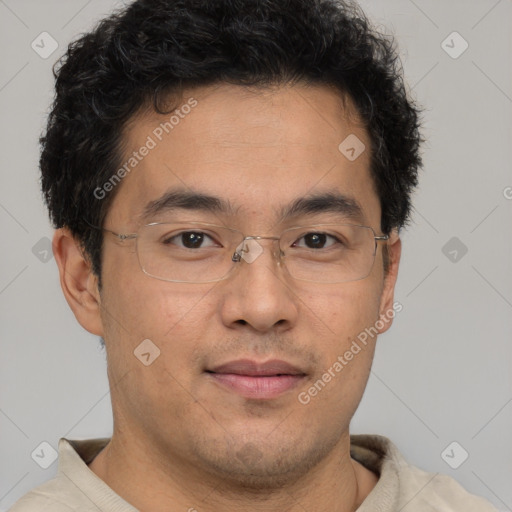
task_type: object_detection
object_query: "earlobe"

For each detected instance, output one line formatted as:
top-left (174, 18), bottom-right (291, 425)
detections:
top-left (377, 230), bottom-right (401, 334)
top-left (52, 228), bottom-right (104, 336)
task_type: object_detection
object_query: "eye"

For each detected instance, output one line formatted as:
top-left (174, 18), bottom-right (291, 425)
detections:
top-left (165, 231), bottom-right (218, 249)
top-left (293, 232), bottom-right (339, 249)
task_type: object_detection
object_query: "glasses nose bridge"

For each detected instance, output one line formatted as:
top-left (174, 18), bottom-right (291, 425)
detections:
top-left (245, 234), bottom-right (280, 243)
top-left (232, 234), bottom-right (282, 264)
top-left (252, 235), bottom-right (283, 259)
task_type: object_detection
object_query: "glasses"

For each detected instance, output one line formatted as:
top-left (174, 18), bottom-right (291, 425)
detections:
top-left (102, 221), bottom-right (389, 284)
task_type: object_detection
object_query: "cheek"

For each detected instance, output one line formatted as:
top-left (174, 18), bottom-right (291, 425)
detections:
top-left (299, 285), bottom-right (381, 416)
top-left (99, 270), bottom-right (218, 425)
top-left (101, 243), bottom-right (215, 340)
top-left (99, 264), bottom-right (220, 400)
top-left (299, 279), bottom-right (382, 349)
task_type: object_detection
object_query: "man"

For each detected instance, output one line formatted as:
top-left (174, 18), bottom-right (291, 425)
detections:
top-left (11, 0), bottom-right (497, 510)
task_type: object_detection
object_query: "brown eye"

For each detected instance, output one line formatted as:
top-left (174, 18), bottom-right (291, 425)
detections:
top-left (164, 231), bottom-right (217, 249)
top-left (294, 233), bottom-right (338, 249)
top-left (181, 232), bottom-right (205, 248)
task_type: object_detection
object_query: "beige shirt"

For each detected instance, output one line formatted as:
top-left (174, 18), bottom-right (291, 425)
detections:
top-left (10, 434), bottom-right (497, 511)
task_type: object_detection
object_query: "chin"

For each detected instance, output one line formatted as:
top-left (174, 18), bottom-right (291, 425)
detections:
top-left (193, 434), bottom-right (335, 491)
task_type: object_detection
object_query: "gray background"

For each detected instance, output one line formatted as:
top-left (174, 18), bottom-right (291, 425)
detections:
top-left (1, 0), bottom-right (511, 509)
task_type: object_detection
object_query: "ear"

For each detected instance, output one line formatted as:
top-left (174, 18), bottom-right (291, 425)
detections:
top-left (377, 229), bottom-right (401, 335)
top-left (52, 228), bottom-right (104, 336)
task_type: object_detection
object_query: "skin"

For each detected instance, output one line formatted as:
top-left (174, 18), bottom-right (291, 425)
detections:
top-left (53, 82), bottom-right (401, 512)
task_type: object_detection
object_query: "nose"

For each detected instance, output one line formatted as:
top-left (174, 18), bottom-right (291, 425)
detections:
top-left (219, 238), bottom-right (299, 333)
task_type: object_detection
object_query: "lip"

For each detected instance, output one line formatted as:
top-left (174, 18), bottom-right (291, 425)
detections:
top-left (210, 359), bottom-right (305, 376)
top-left (206, 359), bottom-right (307, 400)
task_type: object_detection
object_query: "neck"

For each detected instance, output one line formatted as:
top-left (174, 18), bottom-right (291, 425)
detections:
top-left (88, 429), bottom-right (378, 512)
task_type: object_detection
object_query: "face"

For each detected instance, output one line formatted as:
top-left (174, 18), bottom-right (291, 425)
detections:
top-left (61, 83), bottom-right (400, 487)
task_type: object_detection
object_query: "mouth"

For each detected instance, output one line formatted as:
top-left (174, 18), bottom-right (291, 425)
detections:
top-left (205, 359), bottom-right (307, 400)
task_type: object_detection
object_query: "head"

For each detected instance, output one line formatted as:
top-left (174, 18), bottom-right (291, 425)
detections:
top-left (46, 0), bottom-right (421, 488)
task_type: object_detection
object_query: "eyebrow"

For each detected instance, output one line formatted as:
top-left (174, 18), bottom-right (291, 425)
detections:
top-left (140, 189), bottom-right (237, 221)
top-left (278, 192), bottom-right (365, 223)
top-left (140, 189), bottom-right (364, 224)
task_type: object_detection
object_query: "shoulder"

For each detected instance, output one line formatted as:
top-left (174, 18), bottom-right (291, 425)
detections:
top-left (9, 478), bottom-right (76, 511)
top-left (351, 434), bottom-right (499, 511)
top-left (8, 469), bottom-right (102, 512)
top-left (397, 461), bottom-right (498, 511)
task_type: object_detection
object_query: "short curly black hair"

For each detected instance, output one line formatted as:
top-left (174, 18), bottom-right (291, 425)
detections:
top-left (41, 0), bottom-right (422, 279)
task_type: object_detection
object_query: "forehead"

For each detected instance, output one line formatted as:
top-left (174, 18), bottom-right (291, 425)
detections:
top-left (106, 83), bottom-right (380, 228)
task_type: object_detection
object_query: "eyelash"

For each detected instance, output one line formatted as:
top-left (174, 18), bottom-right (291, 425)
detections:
top-left (163, 230), bottom-right (343, 249)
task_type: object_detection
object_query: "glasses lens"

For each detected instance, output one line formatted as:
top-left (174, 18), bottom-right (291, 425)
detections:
top-left (136, 223), bottom-right (242, 283)
top-left (281, 224), bottom-right (377, 283)
top-left (135, 222), bottom-right (379, 284)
